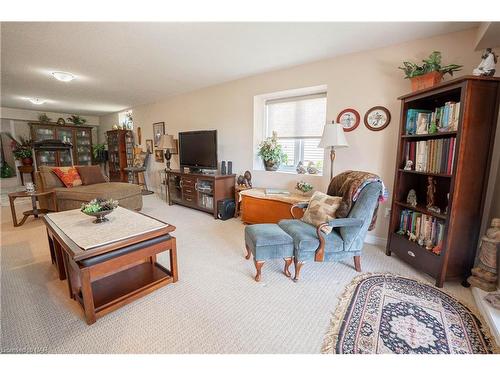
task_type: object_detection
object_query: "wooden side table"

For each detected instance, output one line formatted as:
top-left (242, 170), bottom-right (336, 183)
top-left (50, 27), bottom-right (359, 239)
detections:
top-left (8, 190), bottom-right (56, 227)
top-left (17, 165), bottom-right (34, 186)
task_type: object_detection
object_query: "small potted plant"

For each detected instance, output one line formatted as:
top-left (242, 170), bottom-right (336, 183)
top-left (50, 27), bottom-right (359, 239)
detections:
top-left (258, 131), bottom-right (288, 171)
top-left (399, 51), bottom-right (462, 91)
top-left (67, 114), bottom-right (87, 125)
top-left (296, 181), bottom-right (313, 196)
top-left (12, 137), bottom-right (34, 166)
top-left (81, 198), bottom-right (119, 224)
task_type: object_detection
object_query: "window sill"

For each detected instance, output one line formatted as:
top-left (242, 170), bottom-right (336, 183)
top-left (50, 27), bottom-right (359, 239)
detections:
top-left (254, 168), bottom-right (323, 177)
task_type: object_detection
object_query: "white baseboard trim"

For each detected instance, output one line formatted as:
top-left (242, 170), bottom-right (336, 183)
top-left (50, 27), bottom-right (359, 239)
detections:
top-left (364, 234), bottom-right (387, 247)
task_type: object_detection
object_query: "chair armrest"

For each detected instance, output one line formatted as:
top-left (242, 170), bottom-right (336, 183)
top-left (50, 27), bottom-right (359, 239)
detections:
top-left (314, 218), bottom-right (364, 262)
top-left (290, 202), bottom-right (309, 219)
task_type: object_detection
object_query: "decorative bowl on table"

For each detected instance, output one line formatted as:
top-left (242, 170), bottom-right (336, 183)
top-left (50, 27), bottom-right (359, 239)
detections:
top-left (81, 198), bottom-right (119, 224)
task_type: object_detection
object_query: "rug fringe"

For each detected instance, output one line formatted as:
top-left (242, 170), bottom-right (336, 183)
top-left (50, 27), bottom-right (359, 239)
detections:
top-left (321, 273), bottom-right (500, 354)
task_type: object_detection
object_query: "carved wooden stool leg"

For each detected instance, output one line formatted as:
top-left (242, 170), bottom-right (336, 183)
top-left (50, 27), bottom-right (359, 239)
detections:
top-left (254, 260), bottom-right (264, 282)
top-left (283, 257), bottom-right (292, 277)
top-left (293, 258), bottom-right (304, 281)
top-left (353, 255), bottom-right (361, 272)
top-left (245, 244), bottom-right (252, 260)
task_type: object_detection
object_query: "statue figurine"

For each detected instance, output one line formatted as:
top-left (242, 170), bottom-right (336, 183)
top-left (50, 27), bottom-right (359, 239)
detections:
top-left (426, 176), bottom-right (436, 208)
top-left (467, 218), bottom-right (500, 293)
top-left (473, 48), bottom-right (497, 77)
top-left (306, 161), bottom-right (319, 175)
top-left (237, 170), bottom-right (253, 188)
top-left (406, 189), bottom-right (417, 207)
top-left (404, 160), bottom-right (413, 171)
top-left (296, 161), bottom-right (307, 174)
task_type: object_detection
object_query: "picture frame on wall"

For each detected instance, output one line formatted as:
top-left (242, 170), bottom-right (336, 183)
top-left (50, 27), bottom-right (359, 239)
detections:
top-left (364, 106), bottom-right (391, 131)
top-left (146, 139), bottom-right (153, 154)
top-left (337, 108), bottom-right (360, 132)
top-left (153, 122), bottom-right (165, 147)
top-left (155, 149), bottom-right (164, 163)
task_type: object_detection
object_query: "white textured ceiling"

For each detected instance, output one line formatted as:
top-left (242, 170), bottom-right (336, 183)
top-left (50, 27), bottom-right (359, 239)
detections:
top-left (1, 22), bottom-right (478, 116)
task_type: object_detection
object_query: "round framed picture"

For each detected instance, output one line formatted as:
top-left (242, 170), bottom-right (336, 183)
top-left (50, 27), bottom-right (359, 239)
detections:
top-left (364, 106), bottom-right (391, 131)
top-left (337, 108), bottom-right (360, 132)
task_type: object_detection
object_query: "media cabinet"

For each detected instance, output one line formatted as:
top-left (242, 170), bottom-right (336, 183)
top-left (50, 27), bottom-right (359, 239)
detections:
top-left (166, 169), bottom-right (235, 218)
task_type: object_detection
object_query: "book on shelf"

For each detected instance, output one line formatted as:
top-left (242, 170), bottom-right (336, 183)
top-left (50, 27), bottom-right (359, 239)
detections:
top-left (405, 101), bottom-right (460, 135)
top-left (403, 138), bottom-right (456, 174)
top-left (397, 209), bottom-right (445, 255)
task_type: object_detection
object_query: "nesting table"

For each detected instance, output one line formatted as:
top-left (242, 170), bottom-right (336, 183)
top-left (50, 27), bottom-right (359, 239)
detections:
top-left (43, 207), bottom-right (178, 325)
top-left (9, 190), bottom-right (56, 227)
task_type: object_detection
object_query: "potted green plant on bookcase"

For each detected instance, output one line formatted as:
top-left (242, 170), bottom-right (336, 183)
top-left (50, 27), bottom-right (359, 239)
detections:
top-left (399, 51), bottom-right (462, 91)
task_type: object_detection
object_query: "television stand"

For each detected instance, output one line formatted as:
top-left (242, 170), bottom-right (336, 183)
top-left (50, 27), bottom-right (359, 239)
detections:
top-left (166, 169), bottom-right (235, 218)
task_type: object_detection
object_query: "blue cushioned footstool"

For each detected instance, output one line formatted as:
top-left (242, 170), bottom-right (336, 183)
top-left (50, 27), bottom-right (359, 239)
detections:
top-left (244, 224), bottom-right (294, 282)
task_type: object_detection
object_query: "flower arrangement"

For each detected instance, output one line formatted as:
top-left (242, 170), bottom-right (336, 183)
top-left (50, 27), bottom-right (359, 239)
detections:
top-left (296, 181), bottom-right (313, 195)
top-left (398, 51), bottom-right (462, 79)
top-left (258, 131), bottom-right (288, 171)
top-left (11, 137), bottom-right (33, 161)
top-left (81, 198), bottom-right (118, 214)
top-left (67, 114), bottom-right (87, 125)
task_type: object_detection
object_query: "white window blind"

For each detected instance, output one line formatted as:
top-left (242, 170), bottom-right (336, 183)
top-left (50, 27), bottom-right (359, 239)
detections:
top-left (265, 93), bottom-right (327, 138)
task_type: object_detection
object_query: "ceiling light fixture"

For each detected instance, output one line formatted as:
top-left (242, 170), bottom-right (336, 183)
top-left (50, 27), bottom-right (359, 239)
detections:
top-left (51, 71), bottom-right (75, 82)
top-left (28, 98), bottom-right (46, 105)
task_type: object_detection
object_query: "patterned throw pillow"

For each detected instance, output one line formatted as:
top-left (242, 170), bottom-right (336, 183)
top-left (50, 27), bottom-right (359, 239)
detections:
top-left (52, 167), bottom-right (83, 188)
top-left (301, 191), bottom-right (343, 234)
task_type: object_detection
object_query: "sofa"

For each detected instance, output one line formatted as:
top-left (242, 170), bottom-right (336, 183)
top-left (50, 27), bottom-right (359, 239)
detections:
top-left (36, 166), bottom-right (143, 212)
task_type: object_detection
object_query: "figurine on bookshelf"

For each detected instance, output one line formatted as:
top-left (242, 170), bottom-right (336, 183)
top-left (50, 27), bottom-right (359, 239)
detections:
top-left (426, 176), bottom-right (441, 213)
top-left (407, 189), bottom-right (417, 207)
top-left (416, 114), bottom-right (429, 134)
top-left (408, 231), bottom-right (417, 242)
top-left (403, 160), bottom-right (413, 171)
top-left (473, 48), bottom-right (497, 77)
top-left (425, 239), bottom-right (434, 251)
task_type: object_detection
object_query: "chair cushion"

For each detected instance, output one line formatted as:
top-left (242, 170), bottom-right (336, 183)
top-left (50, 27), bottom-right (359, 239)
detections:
top-left (52, 167), bottom-right (83, 188)
top-left (301, 191), bottom-right (342, 234)
top-left (245, 224), bottom-right (294, 261)
top-left (76, 165), bottom-right (107, 185)
top-left (278, 219), bottom-right (344, 261)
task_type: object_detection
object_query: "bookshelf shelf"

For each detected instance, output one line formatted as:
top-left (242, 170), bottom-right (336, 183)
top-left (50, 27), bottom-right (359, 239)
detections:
top-left (394, 201), bottom-right (447, 220)
top-left (401, 131), bottom-right (457, 139)
top-left (387, 76), bottom-right (500, 288)
top-left (397, 169), bottom-right (452, 178)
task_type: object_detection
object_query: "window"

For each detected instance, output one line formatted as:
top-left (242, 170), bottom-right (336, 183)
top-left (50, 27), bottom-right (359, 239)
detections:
top-left (265, 92), bottom-right (326, 173)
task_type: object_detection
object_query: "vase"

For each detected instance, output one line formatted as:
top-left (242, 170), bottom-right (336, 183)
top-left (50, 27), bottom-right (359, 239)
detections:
top-left (410, 71), bottom-right (443, 91)
top-left (21, 157), bottom-right (33, 166)
top-left (264, 159), bottom-right (280, 171)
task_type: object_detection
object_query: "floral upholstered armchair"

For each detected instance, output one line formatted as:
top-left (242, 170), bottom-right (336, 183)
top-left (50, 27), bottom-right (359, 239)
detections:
top-left (278, 178), bottom-right (383, 280)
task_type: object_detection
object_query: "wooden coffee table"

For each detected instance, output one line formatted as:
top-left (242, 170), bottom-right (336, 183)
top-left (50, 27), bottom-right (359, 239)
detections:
top-left (43, 207), bottom-right (178, 325)
top-left (9, 190), bottom-right (56, 227)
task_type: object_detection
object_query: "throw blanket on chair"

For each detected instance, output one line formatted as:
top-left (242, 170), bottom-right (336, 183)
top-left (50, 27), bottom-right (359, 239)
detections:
top-left (327, 170), bottom-right (388, 230)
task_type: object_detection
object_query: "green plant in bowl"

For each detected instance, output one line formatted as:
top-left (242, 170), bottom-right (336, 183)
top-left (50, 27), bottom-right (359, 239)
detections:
top-left (81, 198), bottom-right (119, 223)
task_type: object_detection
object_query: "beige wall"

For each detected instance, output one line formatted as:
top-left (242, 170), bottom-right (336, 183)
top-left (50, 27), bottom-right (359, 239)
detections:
top-left (100, 28), bottom-right (500, 241)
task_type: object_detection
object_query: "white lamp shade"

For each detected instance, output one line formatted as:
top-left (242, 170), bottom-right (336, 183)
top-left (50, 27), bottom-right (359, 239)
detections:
top-left (158, 134), bottom-right (177, 152)
top-left (318, 122), bottom-right (349, 149)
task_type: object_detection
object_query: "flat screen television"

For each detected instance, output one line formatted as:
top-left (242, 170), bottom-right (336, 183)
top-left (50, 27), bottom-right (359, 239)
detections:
top-left (179, 130), bottom-right (218, 171)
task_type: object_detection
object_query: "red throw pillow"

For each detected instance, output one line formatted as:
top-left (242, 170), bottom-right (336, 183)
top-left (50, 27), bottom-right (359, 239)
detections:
top-left (53, 167), bottom-right (83, 188)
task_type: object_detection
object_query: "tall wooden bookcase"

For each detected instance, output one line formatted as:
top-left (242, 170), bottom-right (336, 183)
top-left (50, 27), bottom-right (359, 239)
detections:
top-left (386, 76), bottom-right (500, 287)
top-left (106, 129), bottom-right (134, 182)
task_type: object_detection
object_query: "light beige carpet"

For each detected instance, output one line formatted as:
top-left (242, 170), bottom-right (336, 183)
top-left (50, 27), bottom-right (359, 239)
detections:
top-left (0, 194), bottom-right (474, 353)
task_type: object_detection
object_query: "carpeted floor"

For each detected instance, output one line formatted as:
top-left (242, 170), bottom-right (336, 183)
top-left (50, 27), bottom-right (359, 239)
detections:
top-left (0, 194), bottom-right (475, 353)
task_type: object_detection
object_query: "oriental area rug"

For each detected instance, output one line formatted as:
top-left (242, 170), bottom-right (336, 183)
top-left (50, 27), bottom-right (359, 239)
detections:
top-left (322, 274), bottom-right (498, 354)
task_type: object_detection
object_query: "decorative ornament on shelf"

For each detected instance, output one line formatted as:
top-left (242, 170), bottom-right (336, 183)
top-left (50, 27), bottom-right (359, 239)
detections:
top-left (306, 161), bottom-right (320, 174)
top-left (473, 48), bottom-right (497, 77)
top-left (398, 51), bottom-right (462, 91)
top-left (426, 176), bottom-right (441, 213)
top-left (296, 181), bottom-right (313, 196)
top-left (406, 189), bottom-right (417, 207)
top-left (404, 160), bottom-right (413, 171)
top-left (57, 117), bottom-right (66, 126)
top-left (38, 113), bottom-right (51, 124)
top-left (296, 161), bottom-right (307, 174)
top-left (258, 131), bottom-right (288, 171)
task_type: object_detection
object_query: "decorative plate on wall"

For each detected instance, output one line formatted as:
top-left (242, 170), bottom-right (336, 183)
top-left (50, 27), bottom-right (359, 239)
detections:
top-left (337, 108), bottom-right (360, 132)
top-left (364, 106), bottom-right (391, 131)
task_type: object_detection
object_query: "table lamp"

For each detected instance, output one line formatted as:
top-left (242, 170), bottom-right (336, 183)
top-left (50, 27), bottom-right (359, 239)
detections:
top-left (158, 134), bottom-right (178, 171)
top-left (318, 121), bottom-right (349, 180)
